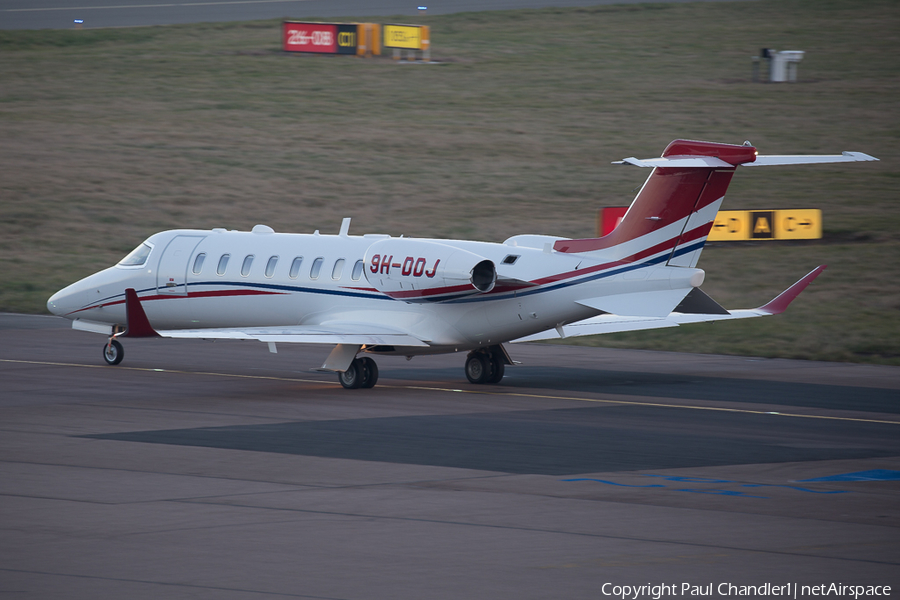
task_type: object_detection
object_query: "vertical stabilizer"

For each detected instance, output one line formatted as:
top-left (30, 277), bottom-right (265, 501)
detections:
top-left (554, 140), bottom-right (757, 266)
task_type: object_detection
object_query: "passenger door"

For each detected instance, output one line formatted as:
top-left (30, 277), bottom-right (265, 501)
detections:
top-left (157, 235), bottom-right (205, 296)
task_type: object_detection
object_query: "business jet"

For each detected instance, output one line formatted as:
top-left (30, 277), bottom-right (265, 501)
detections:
top-left (47, 140), bottom-right (877, 388)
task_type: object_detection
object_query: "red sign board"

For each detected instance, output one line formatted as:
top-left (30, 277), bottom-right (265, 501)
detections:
top-left (283, 22), bottom-right (338, 53)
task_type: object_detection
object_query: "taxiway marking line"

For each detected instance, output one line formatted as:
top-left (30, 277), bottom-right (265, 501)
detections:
top-left (5, 0), bottom-right (311, 12)
top-left (406, 386), bottom-right (900, 425)
top-left (3, 358), bottom-right (898, 426)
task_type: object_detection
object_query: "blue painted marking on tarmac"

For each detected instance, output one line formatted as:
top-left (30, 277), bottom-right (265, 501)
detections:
top-left (562, 474), bottom-right (852, 498)
top-left (641, 474), bottom-right (732, 483)
top-left (562, 478), bottom-right (665, 488)
top-left (740, 484), bottom-right (846, 494)
top-left (676, 488), bottom-right (769, 499)
top-left (798, 469), bottom-right (900, 482)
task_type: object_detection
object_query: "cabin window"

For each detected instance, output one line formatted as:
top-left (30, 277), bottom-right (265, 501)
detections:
top-left (332, 258), bottom-right (345, 281)
top-left (217, 254), bottom-right (230, 276)
top-left (265, 256), bottom-right (278, 278)
top-left (192, 253), bottom-right (206, 275)
top-left (310, 257), bottom-right (324, 280)
top-left (241, 255), bottom-right (254, 277)
top-left (118, 243), bottom-right (152, 267)
top-left (289, 257), bottom-right (303, 279)
top-left (351, 259), bottom-right (364, 281)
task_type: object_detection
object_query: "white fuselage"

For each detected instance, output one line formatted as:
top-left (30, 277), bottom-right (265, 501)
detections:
top-left (48, 225), bottom-right (702, 355)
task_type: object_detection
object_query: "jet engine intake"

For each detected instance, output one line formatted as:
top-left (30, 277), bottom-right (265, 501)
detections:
top-left (471, 260), bottom-right (495, 292)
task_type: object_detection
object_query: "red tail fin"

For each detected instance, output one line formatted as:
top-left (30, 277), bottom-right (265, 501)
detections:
top-left (554, 140), bottom-right (756, 262)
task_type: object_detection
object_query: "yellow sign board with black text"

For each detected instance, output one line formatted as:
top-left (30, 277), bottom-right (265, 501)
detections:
top-left (709, 209), bottom-right (821, 241)
top-left (383, 25), bottom-right (424, 49)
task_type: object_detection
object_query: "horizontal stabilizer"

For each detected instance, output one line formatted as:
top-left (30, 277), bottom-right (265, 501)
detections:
top-left (616, 150), bottom-right (878, 169)
top-left (744, 152), bottom-right (878, 167)
top-left (613, 156), bottom-right (734, 168)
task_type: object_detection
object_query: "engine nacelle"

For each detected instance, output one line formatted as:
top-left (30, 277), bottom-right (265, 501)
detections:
top-left (364, 239), bottom-right (496, 302)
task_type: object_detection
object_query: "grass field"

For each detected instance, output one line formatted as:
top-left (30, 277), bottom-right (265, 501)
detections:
top-left (1, 0), bottom-right (898, 363)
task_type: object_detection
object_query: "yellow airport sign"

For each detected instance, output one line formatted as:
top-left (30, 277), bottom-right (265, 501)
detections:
top-left (709, 209), bottom-right (821, 241)
top-left (776, 209), bottom-right (822, 240)
top-left (384, 25), bottom-right (423, 49)
top-left (709, 211), bottom-right (750, 241)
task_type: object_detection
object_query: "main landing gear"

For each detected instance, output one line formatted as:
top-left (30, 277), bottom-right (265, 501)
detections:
top-left (338, 356), bottom-right (379, 389)
top-left (337, 345), bottom-right (509, 389)
top-left (465, 346), bottom-right (506, 384)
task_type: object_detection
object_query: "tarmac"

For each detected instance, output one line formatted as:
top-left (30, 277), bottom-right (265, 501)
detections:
top-left (1, 313), bottom-right (898, 599)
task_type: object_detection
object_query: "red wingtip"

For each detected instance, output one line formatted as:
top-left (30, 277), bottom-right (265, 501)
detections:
top-left (122, 288), bottom-right (160, 338)
top-left (757, 265), bottom-right (827, 315)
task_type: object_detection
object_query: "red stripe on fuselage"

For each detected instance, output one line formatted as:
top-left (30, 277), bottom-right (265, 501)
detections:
top-left (66, 289), bottom-right (284, 317)
top-left (527, 216), bottom-right (712, 290)
top-left (532, 229), bottom-right (687, 287)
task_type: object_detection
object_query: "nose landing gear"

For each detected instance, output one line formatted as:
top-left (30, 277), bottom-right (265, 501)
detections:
top-left (103, 338), bottom-right (124, 365)
top-left (102, 324), bottom-right (127, 366)
top-left (99, 289), bottom-right (161, 366)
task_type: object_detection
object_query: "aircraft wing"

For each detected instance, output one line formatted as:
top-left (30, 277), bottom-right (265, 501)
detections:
top-left (110, 288), bottom-right (428, 348)
top-left (157, 323), bottom-right (429, 347)
top-left (512, 266), bottom-right (825, 343)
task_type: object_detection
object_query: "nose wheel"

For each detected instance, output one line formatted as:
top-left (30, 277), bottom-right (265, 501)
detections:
top-left (103, 339), bottom-right (124, 365)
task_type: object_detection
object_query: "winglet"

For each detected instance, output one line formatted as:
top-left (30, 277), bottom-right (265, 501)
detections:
top-left (122, 288), bottom-right (160, 337)
top-left (757, 265), bottom-right (827, 315)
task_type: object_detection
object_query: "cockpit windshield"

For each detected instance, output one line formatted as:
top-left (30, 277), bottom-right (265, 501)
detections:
top-left (118, 242), bottom-right (152, 267)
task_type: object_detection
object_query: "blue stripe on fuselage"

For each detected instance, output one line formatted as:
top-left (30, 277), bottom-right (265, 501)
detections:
top-left (450, 239), bottom-right (706, 304)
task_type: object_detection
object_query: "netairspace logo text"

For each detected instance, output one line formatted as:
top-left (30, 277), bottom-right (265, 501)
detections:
top-left (600, 583), bottom-right (892, 600)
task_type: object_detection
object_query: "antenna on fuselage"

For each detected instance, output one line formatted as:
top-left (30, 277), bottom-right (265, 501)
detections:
top-left (339, 217), bottom-right (351, 237)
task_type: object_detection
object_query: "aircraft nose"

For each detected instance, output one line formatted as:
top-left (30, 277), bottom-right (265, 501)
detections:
top-left (47, 284), bottom-right (86, 317)
top-left (47, 290), bottom-right (64, 316)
